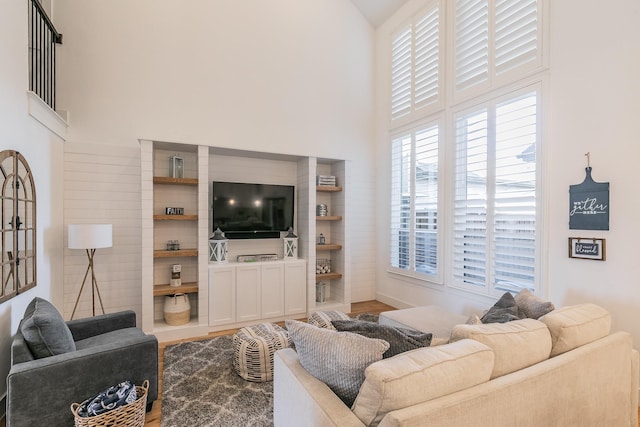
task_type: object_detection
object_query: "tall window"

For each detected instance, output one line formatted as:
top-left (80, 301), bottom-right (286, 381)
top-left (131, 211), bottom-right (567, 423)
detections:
top-left (390, 123), bottom-right (440, 279)
top-left (453, 90), bottom-right (538, 293)
top-left (389, 0), bottom-right (545, 294)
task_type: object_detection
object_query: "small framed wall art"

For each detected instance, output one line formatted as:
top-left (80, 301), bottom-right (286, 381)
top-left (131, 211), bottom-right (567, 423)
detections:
top-left (568, 237), bottom-right (606, 261)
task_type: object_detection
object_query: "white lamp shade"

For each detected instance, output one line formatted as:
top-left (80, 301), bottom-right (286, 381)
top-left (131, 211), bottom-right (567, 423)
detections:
top-left (68, 224), bottom-right (113, 249)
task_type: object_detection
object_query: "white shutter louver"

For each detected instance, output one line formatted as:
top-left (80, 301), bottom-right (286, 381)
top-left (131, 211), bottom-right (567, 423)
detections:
top-left (414, 126), bottom-right (439, 275)
top-left (390, 135), bottom-right (412, 270)
top-left (391, 25), bottom-right (412, 120)
top-left (414, 6), bottom-right (440, 110)
top-left (495, 0), bottom-right (538, 75)
top-left (455, 0), bottom-right (489, 92)
top-left (453, 110), bottom-right (488, 288)
top-left (493, 92), bottom-right (537, 291)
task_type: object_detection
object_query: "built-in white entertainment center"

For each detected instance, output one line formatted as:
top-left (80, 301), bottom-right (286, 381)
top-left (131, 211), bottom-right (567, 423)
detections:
top-left (140, 140), bottom-right (350, 341)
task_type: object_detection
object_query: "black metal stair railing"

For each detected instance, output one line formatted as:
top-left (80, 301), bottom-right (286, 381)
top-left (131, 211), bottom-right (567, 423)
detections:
top-left (28, 0), bottom-right (63, 110)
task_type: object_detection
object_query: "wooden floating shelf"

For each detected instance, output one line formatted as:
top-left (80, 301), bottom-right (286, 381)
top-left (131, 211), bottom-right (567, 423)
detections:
top-left (316, 185), bottom-right (342, 192)
top-left (316, 244), bottom-right (342, 251)
top-left (153, 214), bottom-right (198, 221)
top-left (153, 176), bottom-right (198, 185)
top-left (153, 282), bottom-right (198, 296)
top-left (316, 272), bottom-right (343, 280)
top-left (154, 249), bottom-right (198, 258)
top-left (316, 216), bottom-right (342, 221)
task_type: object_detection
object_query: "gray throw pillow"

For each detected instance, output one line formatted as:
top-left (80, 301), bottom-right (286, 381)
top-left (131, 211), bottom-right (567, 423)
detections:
top-left (285, 319), bottom-right (389, 407)
top-left (515, 288), bottom-right (555, 319)
top-left (20, 297), bottom-right (76, 358)
top-left (331, 319), bottom-right (432, 358)
top-left (481, 292), bottom-right (520, 324)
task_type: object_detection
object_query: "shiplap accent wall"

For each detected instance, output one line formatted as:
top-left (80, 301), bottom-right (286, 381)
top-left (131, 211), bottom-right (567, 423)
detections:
top-left (63, 142), bottom-right (142, 320)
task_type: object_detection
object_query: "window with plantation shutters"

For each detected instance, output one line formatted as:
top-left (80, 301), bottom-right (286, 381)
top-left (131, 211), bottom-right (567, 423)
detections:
top-left (387, 0), bottom-right (546, 296)
top-left (454, 0), bottom-right (540, 97)
top-left (391, 2), bottom-right (441, 122)
top-left (453, 91), bottom-right (538, 293)
top-left (390, 123), bottom-right (440, 279)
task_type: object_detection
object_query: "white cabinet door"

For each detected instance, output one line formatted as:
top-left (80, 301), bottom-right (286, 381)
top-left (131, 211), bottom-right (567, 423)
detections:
top-left (236, 264), bottom-right (261, 322)
top-left (261, 262), bottom-right (284, 318)
top-left (209, 266), bottom-right (235, 326)
top-left (284, 260), bottom-right (307, 315)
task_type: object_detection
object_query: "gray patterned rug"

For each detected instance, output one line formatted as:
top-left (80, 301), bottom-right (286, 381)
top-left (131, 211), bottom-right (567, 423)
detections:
top-left (161, 314), bottom-right (379, 427)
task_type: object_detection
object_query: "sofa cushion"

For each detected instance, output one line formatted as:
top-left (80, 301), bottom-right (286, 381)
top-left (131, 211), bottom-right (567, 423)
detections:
top-left (331, 319), bottom-right (432, 358)
top-left (450, 318), bottom-right (551, 379)
top-left (378, 305), bottom-right (469, 341)
top-left (74, 327), bottom-right (146, 351)
top-left (539, 303), bottom-right (611, 357)
top-left (480, 292), bottom-right (521, 323)
top-left (352, 339), bottom-right (494, 427)
top-left (515, 288), bottom-right (555, 319)
top-left (20, 297), bottom-right (76, 359)
top-left (285, 319), bottom-right (389, 407)
top-left (307, 310), bottom-right (351, 330)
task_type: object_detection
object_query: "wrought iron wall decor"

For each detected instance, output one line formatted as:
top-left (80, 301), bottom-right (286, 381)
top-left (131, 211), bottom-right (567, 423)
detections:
top-left (0, 150), bottom-right (37, 303)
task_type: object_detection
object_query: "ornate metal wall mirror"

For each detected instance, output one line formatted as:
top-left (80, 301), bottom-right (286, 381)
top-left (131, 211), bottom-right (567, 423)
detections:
top-left (1, 150), bottom-right (36, 303)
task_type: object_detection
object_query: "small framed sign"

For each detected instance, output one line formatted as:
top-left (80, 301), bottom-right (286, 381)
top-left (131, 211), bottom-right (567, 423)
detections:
top-left (568, 237), bottom-right (606, 261)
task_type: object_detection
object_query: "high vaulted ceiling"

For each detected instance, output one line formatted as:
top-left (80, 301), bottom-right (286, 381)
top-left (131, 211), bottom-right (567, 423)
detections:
top-left (350, 0), bottom-right (409, 27)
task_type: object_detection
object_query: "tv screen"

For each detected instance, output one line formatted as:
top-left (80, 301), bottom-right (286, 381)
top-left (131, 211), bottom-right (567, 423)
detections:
top-left (212, 181), bottom-right (294, 239)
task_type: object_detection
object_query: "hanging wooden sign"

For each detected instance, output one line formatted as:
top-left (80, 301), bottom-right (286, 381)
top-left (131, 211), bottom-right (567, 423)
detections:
top-left (569, 166), bottom-right (609, 230)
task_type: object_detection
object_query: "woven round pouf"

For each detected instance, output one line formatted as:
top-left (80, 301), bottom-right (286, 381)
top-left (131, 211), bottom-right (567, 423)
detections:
top-left (232, 323), bottom-right (290, 382)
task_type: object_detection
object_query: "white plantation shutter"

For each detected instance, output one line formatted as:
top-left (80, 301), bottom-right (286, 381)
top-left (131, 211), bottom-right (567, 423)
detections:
top-left (390, 124), bottom-right (440, 277)
top-left (414, 6), bottom-right (440, 110)
top-left (454, 0), bottom-right (542, 96)
top-left (454, 0), bottom-right (489, 92)
top-left (453, 91), bottom-right (537, 292)
top-left (453, 110), bottom-right (488, 288)
top-left (414, 126), bottom-right (439, 275)
top-left (391, 3), bottom-right (441, 122)
top-left (390, 135), bottom-right (411, 269)
top-left (391, 25), bottom-right (412, 120)
top-left (493, 93), bottom-right (537, 291)
top-left (495, 0), bottom-right (538, 75)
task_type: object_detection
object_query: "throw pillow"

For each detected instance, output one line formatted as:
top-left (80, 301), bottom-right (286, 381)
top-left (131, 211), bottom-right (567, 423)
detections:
top-left (514, 288), bottom-right (555, 319)
top-left (480, 292), bottom-right (520, 323)
top-left (20, 297), bottom-right (76, 358)
top-left (331, 319), bottom-right (432, 358)
top-left (285, 319), bottom-right (389, 407)
top-left (307, 310), bottom-right (351, 330)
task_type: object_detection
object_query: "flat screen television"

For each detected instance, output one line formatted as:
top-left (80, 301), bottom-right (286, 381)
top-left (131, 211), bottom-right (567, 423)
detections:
top-left (212, 181), bottom-right (295, 239)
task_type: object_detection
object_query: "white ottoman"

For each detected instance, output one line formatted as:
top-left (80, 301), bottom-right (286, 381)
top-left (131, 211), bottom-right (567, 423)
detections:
top-left (379, 305), bottom-right (469, 344)
top-left (233, 323), bottom-right (290, 382)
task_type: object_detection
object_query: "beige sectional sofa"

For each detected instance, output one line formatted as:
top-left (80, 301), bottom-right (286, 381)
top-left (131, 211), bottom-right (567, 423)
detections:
top-left (274, 303), bottom-right (639, 427)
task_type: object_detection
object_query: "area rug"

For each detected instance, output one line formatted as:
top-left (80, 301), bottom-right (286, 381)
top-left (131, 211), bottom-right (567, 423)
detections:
top-left (161, 314), bottom-right (378, 427)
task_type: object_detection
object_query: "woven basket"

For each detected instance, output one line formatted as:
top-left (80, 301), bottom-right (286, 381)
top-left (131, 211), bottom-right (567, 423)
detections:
top-left (70, 380), bottom-right (149, 427)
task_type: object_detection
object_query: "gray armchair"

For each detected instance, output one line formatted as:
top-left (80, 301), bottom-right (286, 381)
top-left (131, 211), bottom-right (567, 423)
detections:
top-left (7, 297), bottom-right (158, 427)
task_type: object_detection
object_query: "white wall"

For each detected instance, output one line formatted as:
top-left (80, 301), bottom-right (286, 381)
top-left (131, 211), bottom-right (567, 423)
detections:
top-left (0, 0), bottom-right (65, 407)
top-left (374, 0), bottom-right (640, 347)
top-left (53, 0), bottom-right (378, 314)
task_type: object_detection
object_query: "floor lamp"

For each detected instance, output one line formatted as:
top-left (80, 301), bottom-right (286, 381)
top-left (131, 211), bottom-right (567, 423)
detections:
top-left (69, 224), bottom-right (113, 319)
